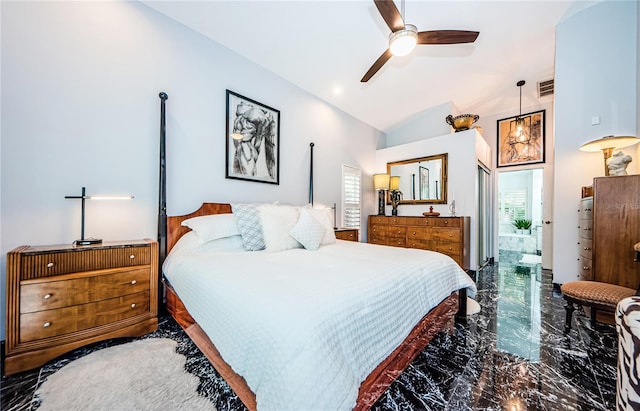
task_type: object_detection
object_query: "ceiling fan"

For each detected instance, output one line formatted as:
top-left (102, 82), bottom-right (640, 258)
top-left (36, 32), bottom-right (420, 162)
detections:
top-left (361, 0), bottom-right (480, 82)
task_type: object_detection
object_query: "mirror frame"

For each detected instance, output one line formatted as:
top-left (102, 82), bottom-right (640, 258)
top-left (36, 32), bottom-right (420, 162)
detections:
top-left (386, 153), bottom-right (448, 204)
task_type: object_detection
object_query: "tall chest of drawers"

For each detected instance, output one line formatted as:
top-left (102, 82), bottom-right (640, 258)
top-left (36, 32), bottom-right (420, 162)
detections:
top-left (577, 196), bottom-right (593, 281)
top-left (4, 239), bottom-right (158, 375)
top-left (368, 215), bottom-right (470, 271)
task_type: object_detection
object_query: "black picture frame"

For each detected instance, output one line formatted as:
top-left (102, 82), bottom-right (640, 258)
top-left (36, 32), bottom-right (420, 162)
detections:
top-left (225, 90), bottom-right (280, 184)
top-left (497, 109), bottom-right (545, 168)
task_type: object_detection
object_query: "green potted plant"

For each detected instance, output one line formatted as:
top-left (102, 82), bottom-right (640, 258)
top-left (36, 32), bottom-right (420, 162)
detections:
top-left (512, 218), bottom-right (532, 235)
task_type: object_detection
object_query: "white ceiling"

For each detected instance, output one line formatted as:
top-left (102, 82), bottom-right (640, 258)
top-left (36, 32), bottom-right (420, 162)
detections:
top-left (143, 0), bottom-right (598, 132)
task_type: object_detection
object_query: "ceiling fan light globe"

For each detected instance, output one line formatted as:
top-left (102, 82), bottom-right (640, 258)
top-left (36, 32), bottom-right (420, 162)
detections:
top-left (389, 25), bottom-right (418, 56)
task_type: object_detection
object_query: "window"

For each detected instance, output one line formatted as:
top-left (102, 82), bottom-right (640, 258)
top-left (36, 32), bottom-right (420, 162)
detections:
top-left (342, 165), bottom-right (361, 229)
top-left (500, 190), bottom-right (527, 223)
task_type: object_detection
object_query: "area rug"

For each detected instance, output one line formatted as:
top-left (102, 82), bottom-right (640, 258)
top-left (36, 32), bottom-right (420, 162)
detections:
top-left (36, 338), bottom-right (215, 411)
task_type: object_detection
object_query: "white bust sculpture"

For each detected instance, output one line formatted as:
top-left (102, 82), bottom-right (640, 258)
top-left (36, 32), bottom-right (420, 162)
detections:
top-left (606, 151), bottom-right (633, 176)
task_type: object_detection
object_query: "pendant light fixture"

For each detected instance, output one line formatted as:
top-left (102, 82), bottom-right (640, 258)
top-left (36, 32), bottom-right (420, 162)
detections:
top-left (508, 80), bottom-right (531, 146)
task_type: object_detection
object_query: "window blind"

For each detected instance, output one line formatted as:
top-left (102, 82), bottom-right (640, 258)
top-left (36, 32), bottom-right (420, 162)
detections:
top-left (342, 165), bottom-right (361, 229)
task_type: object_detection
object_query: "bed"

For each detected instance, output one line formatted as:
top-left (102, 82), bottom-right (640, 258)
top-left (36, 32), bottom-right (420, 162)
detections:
top-left (161, 202), bottom-right (476, 411)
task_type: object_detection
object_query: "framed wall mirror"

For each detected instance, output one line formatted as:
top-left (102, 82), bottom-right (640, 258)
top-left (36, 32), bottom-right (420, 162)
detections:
top-left (386, 153), bottom-right (448, 204)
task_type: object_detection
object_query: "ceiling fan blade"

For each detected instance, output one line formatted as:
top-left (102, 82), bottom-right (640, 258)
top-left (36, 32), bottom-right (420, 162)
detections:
top-left (417, 30), bottom-right (480, 45)
top-left (361, 49), bottom-right (393, 82)
top-left (374, 0), bottom-right (405, 32)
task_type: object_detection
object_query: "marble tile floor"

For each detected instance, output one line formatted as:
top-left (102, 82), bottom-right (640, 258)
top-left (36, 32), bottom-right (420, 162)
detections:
top-left (2, 263), bottom-right (618, 411)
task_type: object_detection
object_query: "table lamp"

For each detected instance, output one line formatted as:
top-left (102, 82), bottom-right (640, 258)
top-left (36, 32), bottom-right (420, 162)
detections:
top-left (579, 135), bottom-right (640, 176)
top-left (373, 173), bottom-right (390, 216)
top-left (389, 176), bottom-right (402, 216)
top-left (65, 186), bottom-right (133, 245)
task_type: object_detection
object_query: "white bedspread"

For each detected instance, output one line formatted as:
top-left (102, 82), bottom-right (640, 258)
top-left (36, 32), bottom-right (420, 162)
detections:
top-left (163, 239), bottom-right (476, 411)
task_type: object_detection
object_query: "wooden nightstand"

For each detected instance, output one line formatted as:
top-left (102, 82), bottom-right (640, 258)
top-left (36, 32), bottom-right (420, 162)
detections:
top-left (334, 228), bottom-right (359, 242)
top-left (4, 239), bottom-right (158, 376)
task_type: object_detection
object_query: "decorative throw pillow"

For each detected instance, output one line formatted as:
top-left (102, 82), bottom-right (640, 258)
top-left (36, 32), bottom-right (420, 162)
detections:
top-left (305, 204), bottom-right (337, 245)
top-left (231, 204), bottom-right (266, 251)
top-left (259, 204), bottom-right (302, 252)
top-left (181, 214), bottom-right (240, 244)
top-left (289, 208), bottom-right (326, 251)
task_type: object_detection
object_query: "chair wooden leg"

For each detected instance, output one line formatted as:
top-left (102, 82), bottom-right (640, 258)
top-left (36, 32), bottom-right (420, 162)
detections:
top-left (590, 307), bottom-right (597, 329)
top-left (564, 300), bottom-right (575, 332)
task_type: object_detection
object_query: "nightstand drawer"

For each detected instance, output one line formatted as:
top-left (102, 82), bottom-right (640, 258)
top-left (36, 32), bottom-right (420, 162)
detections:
top-left (334, 229), bottom-right (358, 242)
top-left (19, 291), bottom-right (150, 343)
top-left (20, 246), bottom-right (151, 280)
top-left (20, 267), bottom-right (151, 313)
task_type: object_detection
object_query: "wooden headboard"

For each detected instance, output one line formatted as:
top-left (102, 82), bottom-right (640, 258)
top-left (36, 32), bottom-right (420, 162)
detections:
top-left (167, 203), bottom-right (232, 253)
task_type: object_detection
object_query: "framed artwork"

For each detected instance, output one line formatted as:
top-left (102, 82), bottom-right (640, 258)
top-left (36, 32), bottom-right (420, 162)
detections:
top-left (226, 90), bottom-right (280, 184)
top-left (419, 166), bottom-right (429, 200)
top-left (497, 109), bottom-right (545, 168)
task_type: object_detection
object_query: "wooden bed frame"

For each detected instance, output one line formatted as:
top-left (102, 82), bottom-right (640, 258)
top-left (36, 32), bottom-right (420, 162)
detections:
top-left (163, 202), bottom-right (467, 411)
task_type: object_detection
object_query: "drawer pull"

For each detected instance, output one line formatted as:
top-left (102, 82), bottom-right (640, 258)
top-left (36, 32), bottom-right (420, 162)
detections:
top-left (130, 280), bottom-right (137, 285)
top-left (47, 262), bottom-right (54, 268)
top-left (583, 266), bottom-right (590, 270)
top-left (130, 303), bottom-right (136, 308)
top-left (43, 322), bottom-right (51, 328)
top-left (43, 293), bottom-right (52, 300)
top-left (130, 255), bottom-right (135, 259)
top-left (444, 221), bottom-right (448, 224)
top-left (449, 234), bottom-right (453, 237)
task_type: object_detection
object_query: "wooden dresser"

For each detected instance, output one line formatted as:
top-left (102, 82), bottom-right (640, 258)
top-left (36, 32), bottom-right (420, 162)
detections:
top-left (4, 239), bottom-right (158, 375)
top-left (577, 195), bottom-right (593, 281)
top-left (334, 228), bottom-right (359, 242)
top-left (367, 215), bottom-right (470, 271)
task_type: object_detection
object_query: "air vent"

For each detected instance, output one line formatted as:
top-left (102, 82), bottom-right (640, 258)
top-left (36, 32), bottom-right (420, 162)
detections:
top-left (538, 79), bottom-right (554, 98)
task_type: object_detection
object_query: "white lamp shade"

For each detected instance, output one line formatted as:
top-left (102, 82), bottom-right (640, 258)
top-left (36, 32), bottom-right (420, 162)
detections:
top-left (373, 173), bottom-right (390, 190)
top-left (579, 135), bottom-right (640, 152)
top-left (389, 176), bottom-right (401, 191)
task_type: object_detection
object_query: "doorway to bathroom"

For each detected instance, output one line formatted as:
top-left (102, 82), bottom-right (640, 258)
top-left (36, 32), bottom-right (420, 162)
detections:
top-left (497, 168), bottom-right (544, 267)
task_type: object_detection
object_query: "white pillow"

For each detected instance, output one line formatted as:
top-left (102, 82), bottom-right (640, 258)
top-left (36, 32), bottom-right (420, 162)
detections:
top-left (259, 204), bottom-right (302, 252)
top-left (305, 204), bottom-right (337, 245)
top-left (181, 214), bottom-right (240, 244)
top-left (289, 208), bottom-right (326, 251)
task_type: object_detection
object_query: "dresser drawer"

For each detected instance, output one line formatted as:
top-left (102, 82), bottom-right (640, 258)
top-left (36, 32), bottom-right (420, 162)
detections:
top-left (20, 267), bottom-right (151, 313)
top-left (20, 246), bottom-right (151, 280)
top-left (384, 226), bottom-right (407, 239)
top-left (433, 218), bottom-right (460, 228)
top-left (578, 238), bottom-right (592, 259)
top-left (435, 242), bottom-right (461, 256)
top-left (403, 217), bottom-right (432, 226)
top-left (19, 291), bottom-right (151, 343)
top-left (578, 256), bottom-right (593, 281)
top-left (406, 238), bottom-right (434, 250)
top-left (407, 227), bottom-right (429, 238)
top-left (369, 216), bottom-right (389, 225)
top-left (579, 219), bottom-right (592, 240)
top-left (430, 227), bottom-right (461, 242)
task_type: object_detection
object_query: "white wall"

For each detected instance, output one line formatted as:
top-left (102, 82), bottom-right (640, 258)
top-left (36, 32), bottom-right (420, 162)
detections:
top-left (385, 101), bottom-right (460, 147)
top-left (554, 0), bottom-right (638, 284)
top-left (0, 1), bottom-right (384, 339)
top-left (375, 129), bottom-right (490, 270)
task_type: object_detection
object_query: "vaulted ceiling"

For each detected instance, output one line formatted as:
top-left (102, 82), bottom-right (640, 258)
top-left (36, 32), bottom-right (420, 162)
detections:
top-left (144, 0), bottom-right (599, 132)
